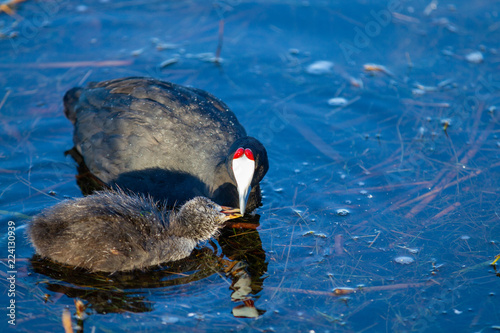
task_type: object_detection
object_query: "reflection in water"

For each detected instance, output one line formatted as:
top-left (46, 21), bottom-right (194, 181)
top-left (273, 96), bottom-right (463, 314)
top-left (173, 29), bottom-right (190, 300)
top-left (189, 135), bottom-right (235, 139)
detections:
top-left (31, 226), bottom-right (267, 317)
top-left (492, 255), bottom-right (500, 278)
top-left (30, 149), bottom-right (268, 322)
top-left (31, 248), bottom-right (224, 314)
top-left (219, 225), bottom-right (268, 318)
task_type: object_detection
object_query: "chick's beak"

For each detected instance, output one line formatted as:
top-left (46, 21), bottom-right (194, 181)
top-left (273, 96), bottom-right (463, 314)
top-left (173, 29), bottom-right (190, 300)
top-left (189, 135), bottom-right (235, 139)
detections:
top-left (220, 206), bottom-right (243, 219)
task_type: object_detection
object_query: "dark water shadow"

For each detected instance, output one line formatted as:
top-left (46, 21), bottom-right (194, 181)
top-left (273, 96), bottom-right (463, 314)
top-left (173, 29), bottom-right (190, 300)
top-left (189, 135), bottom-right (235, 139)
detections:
top-left (30, 247), bottom-right (224, 314)
top-left (65, 147), bottom-right (207, 203)
top-left (65, 147), bottom-right (263, 211)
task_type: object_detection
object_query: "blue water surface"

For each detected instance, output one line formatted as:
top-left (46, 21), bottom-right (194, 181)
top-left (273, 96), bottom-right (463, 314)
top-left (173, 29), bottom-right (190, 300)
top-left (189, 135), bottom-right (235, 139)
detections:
top-left (0, 0), bottom-right (499, 332)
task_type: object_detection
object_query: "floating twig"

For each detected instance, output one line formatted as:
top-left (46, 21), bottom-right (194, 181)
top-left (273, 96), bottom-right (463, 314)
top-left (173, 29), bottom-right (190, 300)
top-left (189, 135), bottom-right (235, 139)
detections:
top-left (267, 280), bottom-right (438, 297)
top-left (0, 90), bottom-right (11, 112)
top-left (215, 19), bottom-right (224, 63)
top-left (401, 99), bottom-right (450, 108)
top-left (225, 221), bottom-right (259, 230)
top-left (62, 308), bottom-right (74, 333)
top-left (74, 299), bottom-right (85, 320)
top-left (368, 231), bottom-right (381, 248)
top-left (363, 63), bottom-right (394, 77)
top-left (0, 60), bottom-right (133, 69)
top-left (0, 0), bottom-right (26, 18)
top-left (284, 225), bottom-right (295, 273)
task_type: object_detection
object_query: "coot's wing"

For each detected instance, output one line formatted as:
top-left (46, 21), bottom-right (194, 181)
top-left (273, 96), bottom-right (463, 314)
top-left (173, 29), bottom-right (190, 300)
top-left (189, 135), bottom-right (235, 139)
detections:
top-left (68, 77), bottom-right (246, 202)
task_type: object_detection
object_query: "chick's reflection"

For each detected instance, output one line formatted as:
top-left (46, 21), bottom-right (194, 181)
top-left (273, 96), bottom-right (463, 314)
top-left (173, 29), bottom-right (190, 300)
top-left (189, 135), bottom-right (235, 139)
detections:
top-left (30, 217), bottom-right (268, 318)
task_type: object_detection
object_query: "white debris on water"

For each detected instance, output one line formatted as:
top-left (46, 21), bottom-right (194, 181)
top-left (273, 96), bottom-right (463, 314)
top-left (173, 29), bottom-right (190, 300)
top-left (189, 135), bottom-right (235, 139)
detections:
top-left (131, 48), bottom-right (144, 57)
top-left (465, 51), bottom-right (483, 63)
top-left (394, 256), bottom-right (415, 265)
top-left (159, 58), bottom-right (179, 68)
top-left (336, 208), bottom-right (350, 216)
top-left (306, 60), bottom-right (334, 75)
top-left (327, 97), bottom-right (348, 106)
top-left (156, 43), bottom-right (178, 51)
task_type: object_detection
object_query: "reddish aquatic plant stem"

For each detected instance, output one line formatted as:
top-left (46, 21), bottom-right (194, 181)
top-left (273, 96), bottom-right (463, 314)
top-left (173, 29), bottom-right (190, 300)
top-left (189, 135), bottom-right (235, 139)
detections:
top-left (404, 170), bottom-right (482, 218)
top-left (390, 103), bottom-right (495, 215)
top-left (402, 104), bottom-right (498, 218)
top-left (430, 202), bottom-right (461, 221)
top-left (334, 234), bottom-right (344, 256)
top-left (0, 60), bottom-right (133, 68)
top-left (225, 222), bottom-right (259, 230)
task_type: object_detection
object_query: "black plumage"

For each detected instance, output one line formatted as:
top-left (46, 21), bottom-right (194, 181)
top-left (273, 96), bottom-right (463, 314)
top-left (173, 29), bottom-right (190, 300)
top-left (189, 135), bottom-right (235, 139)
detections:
top-left (64, 77), bottom-right (268, 214)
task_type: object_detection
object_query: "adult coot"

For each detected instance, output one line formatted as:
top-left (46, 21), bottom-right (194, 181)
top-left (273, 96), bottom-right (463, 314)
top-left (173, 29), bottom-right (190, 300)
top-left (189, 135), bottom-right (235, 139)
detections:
top-left (64, 77), bottom-right (268, 215)
top-left (28, 190), bottom-right (241, 272)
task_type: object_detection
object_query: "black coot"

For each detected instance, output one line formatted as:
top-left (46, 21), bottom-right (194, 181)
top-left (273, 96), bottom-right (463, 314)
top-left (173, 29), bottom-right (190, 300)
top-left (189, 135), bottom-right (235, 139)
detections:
top-left (64, 77), bottom-right (268, 215)
top-left (28, 190), bottom-right (241, 272)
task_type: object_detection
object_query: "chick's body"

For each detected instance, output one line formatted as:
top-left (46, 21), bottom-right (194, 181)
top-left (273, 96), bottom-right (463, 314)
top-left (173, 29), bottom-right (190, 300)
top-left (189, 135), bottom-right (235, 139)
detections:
top-left (28, 191), bottom-right (233, 272)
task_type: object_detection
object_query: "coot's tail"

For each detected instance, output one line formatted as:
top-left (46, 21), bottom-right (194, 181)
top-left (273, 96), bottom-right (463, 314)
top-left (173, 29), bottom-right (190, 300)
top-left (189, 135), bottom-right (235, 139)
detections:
top-left (63, 87), bottom-right (82, 124)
